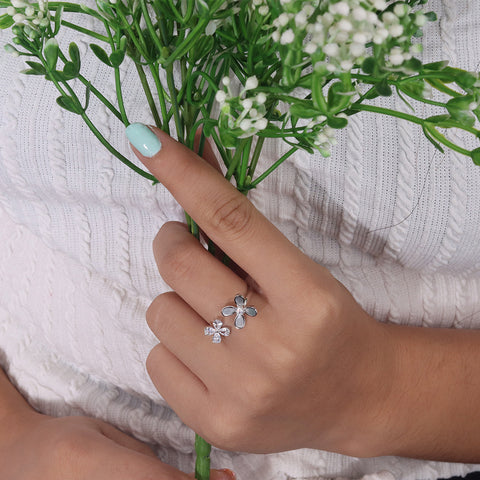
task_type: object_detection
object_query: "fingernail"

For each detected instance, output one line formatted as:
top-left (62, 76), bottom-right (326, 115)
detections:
top-left (217, 469), bottom-right (236, 480)
top-left (125, 123), bottom-right (162, 158)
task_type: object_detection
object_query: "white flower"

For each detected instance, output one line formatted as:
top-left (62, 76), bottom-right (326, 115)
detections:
top-left (255, 118), bottom-right (268, 130)
top-left (337, 18), bottom-right (353, 32)
top-left (280, 29), bottom-right (295, 45)
top-left (256, 92), bottom-right (267, 104)
top-left (372, 0), bottom-right (387, 10)
top-left (330, 1), bottom-right (349, 16)
top-left (11, 0), bottom-right (29, 7)
top-left (245, 76), bottom-right (258, 90)
top-left (215, 90), bottom-right (227, 104)
top-left (393, 4), bottom-right (409, 17)
top-left (240, 119), bottom-right (252, 131)
top-left (241, 98), bottom-right (253, 110)
top-left (258, 6), bottom-right (268, 16)
top-left (389, 24), bottom-right (404, 37)
top-left (352, 7), bottom-right (367, 21)
top-left (323, 43), bottom-right (340, 56)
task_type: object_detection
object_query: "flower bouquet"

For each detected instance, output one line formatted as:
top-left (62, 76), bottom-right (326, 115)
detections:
top-left (2, 0), bottom-right (480, 478)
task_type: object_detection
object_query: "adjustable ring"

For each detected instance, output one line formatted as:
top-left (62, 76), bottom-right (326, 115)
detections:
top-left (221, 294), bottom-right (257, 329)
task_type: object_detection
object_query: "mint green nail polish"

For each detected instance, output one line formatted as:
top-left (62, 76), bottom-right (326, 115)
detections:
top-left (126, 123), bottom-right (162, 157)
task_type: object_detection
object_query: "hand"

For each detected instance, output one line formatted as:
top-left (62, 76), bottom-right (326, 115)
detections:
top-left (127, 125), bottom-right (394, 457)
top-left (0, 409), bottom-right (234, 480)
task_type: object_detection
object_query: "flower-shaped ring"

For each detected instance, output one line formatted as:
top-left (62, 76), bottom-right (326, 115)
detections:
top-left (205, 319), bottom-right (231, 344)
top-left (221, 294), bottom-right (257, 329)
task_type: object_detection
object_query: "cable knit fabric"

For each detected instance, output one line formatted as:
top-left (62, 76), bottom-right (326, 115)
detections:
top-left (1, 1), bottom-right (480, 479)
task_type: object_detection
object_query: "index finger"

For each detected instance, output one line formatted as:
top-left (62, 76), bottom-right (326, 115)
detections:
top-left (126, 123), bottom-right (310, 289)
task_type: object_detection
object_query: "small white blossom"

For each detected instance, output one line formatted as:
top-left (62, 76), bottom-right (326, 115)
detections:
top-left (323, 43), bottom-right (340, 57)
top-left (352, 7), bottom-right (367, 21)
top-left (11, 0), bottom-right (29, 7)
top-left (389, 24), bottom-right (404, 37)
top-left (393, 3), bottom-right (409, 17)
top-left (245, 76), bottom-right (258, 90)
top-left (258, 5), bottom-right (268, 15)
top-left (240, 119), bottom-right (252, 131)
top-left (13, 13), bottom-right (27, 23)
top-left (280, 29), bottom-right (295, 45)
top-left (215, 90), bottom-right (227, 104)
top-left (415, 13), bottom-right (427, 26)
top-left (256, 93), bottom-right (267, 104)
top-left (255, 118), bottom-right (268, 130)
top-left (372, 0), bottom-right (387, 10)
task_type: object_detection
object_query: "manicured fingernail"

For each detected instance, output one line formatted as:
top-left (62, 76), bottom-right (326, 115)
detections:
top-left (125, 123), bottom-right (162, 158)
top-left (218, 469), bottom-right (236, 480)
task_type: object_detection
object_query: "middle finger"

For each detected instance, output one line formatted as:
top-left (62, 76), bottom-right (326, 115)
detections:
top-left (154, 221), bottom-right (259, 322)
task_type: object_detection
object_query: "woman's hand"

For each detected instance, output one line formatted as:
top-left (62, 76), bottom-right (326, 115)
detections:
top-left (0, 371), bottom-right (234, 480)
top-left (0, 411), bottom-right (235, 480)
top-left (127, 124), bottom-right (393, 457)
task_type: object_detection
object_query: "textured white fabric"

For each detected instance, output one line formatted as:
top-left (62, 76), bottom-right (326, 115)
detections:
top-left (1, 0), bottom-right (480, 478)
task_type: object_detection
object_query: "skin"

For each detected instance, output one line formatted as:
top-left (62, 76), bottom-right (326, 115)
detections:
top-left (133, 127), bottom-right (480, 462)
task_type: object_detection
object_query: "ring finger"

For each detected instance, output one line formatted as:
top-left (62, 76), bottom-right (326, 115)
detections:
top-left (153, 221), bottom-right (263, 323)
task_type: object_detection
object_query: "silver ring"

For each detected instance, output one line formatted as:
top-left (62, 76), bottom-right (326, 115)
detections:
top-left (205, 319), bottom-right (230, 344)
top-left (221, 294), bottom-right (257, 329)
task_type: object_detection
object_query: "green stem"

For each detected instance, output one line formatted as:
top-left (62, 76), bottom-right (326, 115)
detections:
top-left (347, 103), bottom-right (425, 126)
top-left (77, 75), bottom-right (124, 122)
top-left (135, 62), bottom-right (163, 128)
top-left (149, 63), bottom-right (170, 134)
top-left (82, 112), bottom-right (157, 181)
top-left (166, 63), bottom-right (184, 142)
top-left (247, 136), bottom-right (265, 179)
top-left (106, 24), bottom-right (129, 125)
top-left (61, 20), bottom-right (110, 42)
top-left (250, 147), bottom-right (297, 188)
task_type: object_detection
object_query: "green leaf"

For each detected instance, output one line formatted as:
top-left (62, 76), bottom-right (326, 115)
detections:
top-left (63, 62), bottom-right (78, 79)
top-left (398, 79), bottom-right (426, 98)
top-left (470, 148), bottom-right (480, 165)
top-left (425, 114), bottom-right (453, 127)
top-left (446, 95), bottom-right (476, 126)
top-left (69, 42), bottom-right (81, 72)
top-left (290, 103), bottom-right (322, 119)
top-left (327, 82), bottom-right (354, 113)
top-left (90, 43), bottom-right (111, 66)
top-left (362, 57), bottom-right (376, 75)
top-left (455, 71), bottom-right (477, 90)
top-left (422, 124), bottom-right (445, 153)
top-left (311, 76), bottom-right (326, 113)
top-left (25, 61), bottom-right (47, 75)
top-left (327, 116), bottom-right (348, 129)
top-left (21, 68), bottom-right (46, 76)
top-left (402, 57), bottom-right (422, 72)
top-left (109, 49), bottom-right (125, 68)
top-left (44, 38), bottom-right (59, 71)
top-left (0, 14), bottom-right (15, 29)
top-left (53, 5), bottom-right (63, 35)
top-left (425, 11), bottom-right (437, 21)
top-left (56, 95), bottom-right (82, 114)
top-left (423, 60), bottom-right (449, 71)
top-left (375, 79), bottom-right (392, 96)
top-left (84, 83), bottom-right (91, 110)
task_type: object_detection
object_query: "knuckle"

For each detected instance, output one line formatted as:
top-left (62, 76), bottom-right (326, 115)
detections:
top-left (146, 292), bottom-right (178, 332)
top-left (156, 238), bottom-right (198, 286)
top-left (208, 194), bottom-right (255, 242)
